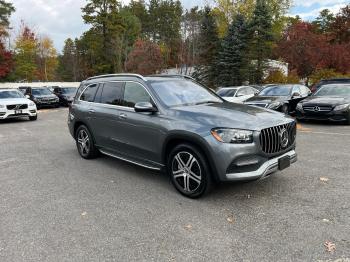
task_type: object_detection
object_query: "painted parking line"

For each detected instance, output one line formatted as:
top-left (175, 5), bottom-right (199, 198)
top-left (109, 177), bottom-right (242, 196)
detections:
top-left (37, 109), bottom-right (61, 113)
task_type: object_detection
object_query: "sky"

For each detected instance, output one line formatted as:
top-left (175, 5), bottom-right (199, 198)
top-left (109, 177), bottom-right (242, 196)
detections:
top-left (9, 0), bottom-right (349, 52)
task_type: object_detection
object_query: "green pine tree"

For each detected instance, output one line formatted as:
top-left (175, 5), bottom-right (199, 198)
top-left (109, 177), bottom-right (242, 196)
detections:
top-left (217, 14), bottom-right (249, 87)
top-left (193, 6), bottom-right (219, 88)
top-left (248, 0), bottom-right (274, 84)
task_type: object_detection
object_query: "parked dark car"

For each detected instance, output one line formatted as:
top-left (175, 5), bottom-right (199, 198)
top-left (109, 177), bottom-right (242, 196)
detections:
top-left (18, 86), bottom-right (31, 94)
top-left (245, 84), bottom-right (311, 114)
top-left (26, 87), bottom-right (60, 109)
top-left (311, 78), bottom-right (350, 93)
top-left (296, 83), bottom-right (350, 124)
top-left (68, 74), bottom-right (297, 198)
top-left (53, 87), bottom-right (77, 106)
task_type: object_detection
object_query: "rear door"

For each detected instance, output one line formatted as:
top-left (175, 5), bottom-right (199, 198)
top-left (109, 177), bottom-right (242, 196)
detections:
top-left (89, 81), bottom-right (124, 150)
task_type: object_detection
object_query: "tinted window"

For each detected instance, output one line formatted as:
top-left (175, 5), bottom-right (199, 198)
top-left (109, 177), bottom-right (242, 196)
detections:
top-left (100, 82), bottom-right (124, 105)
top-left (122, 82), bottom-right (151, 108)
top-left (217, 89), bottom-right (237, 97)
top-left (300, 86), bottom-right (310, 96)
top-left (32, 88), bottom-right (52, 96)
top-left (292, 86), bottom-right (301, 95)
top-left (259, 85), bottom-right (292, 96)
top-left (315, 84), bottom-right (350, 96)
top-left (80, 84), bottom-right (98, 102)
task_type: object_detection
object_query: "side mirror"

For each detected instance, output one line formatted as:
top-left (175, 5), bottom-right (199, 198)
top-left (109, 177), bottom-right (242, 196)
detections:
top-left (25, 95), bottom-right (30, 99)
top-left (236, 93), bottom-right (244, 97)
top-left (134, 102), bottom-right (157, 113)
top-left (292, 92), bottom-right (301, 98)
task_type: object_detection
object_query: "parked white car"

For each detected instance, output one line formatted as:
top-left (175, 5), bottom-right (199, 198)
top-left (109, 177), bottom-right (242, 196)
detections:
top-left (217, 86), bottom-right (259, 103)
top-left (0, 89), bottom-right (38, 121)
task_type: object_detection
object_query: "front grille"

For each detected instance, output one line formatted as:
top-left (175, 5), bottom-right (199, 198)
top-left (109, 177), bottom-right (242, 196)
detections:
top-left (259, 122), bottom-right (296, 155)
top-left (7, 104), bottom-right (28, 110)
top-left (303, 105), bottom-right (333, 112)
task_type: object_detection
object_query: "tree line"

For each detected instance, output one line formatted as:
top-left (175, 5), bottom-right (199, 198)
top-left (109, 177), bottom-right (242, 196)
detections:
top-left (0, 0), bottom-right (349, 88)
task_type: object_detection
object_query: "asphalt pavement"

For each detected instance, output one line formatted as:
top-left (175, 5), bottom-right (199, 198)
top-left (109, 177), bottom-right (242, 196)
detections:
top-left (0, 108), bottom-right (349, 262)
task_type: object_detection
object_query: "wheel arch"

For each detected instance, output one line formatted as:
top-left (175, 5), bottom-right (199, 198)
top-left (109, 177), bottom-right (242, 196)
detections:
top-left (162, 132), bottom-right (219, 181)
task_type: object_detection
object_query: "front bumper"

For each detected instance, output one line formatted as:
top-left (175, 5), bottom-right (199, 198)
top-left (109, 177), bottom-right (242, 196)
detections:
top-left (296, 109), bottom-right (349, 122)
top-left (0, 108), bottom-right (37, 120)
top-left (226, 150), bottom-right (297, 181)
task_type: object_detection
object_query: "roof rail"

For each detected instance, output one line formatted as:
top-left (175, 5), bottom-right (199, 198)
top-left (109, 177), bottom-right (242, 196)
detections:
top-left (86, 73), bottom-right (147, 82)
top-left (149, 74), bottom-right (196, 81)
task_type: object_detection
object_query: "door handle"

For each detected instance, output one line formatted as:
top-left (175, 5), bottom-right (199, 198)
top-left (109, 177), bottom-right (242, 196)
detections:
top-left (119, 113), bottom-right (127, 120)
top-left (88, 109), bottom-right (95, 114)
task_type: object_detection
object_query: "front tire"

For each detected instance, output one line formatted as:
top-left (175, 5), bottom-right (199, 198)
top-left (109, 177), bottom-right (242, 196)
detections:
top-left (29, 115), bottom-right (37, 121)
top-left (75, 125), bottom-right (99, 159)
top-left (167, 143), bottom-right (213, 198)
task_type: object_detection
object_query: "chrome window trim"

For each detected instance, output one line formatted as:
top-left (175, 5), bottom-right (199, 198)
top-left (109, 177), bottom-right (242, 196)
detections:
top-left (78, 80), bottom-right (160, 113)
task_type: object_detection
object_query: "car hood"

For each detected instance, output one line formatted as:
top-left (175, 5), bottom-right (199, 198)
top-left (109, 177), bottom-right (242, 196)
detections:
top-left (245, 96), bottom-right (288, 104)
top-left (0, 98), bottom-right (32, 105)
top-left (170, 102), bottom-right (293, 131)
top-left (301, 96), bottom-right (350, 106)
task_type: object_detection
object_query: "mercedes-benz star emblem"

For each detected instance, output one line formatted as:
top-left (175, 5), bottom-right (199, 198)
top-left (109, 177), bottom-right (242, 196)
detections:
top-left (314, 106), bottom-right (320, 112)
top-left (279, 128), bottom-right (289, 148)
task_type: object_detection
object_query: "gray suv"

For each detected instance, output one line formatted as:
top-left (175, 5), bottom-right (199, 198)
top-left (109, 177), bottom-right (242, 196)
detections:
top-left (68, 74), bottom-right (297, 198)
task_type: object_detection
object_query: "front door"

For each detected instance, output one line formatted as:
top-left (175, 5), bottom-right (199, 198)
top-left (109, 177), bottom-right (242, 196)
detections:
top-left (116, 81), bottom-right (164, 165)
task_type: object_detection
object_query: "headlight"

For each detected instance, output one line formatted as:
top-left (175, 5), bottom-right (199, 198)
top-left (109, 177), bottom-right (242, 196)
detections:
top-left (334, 104), bottom-right (349, 111)
top-left (268, 102), bottom-right (281, 109)
top-left (211, 128), bottom-right (254, 143)
top-left (296, 103), bottom-right (303, 111)
top-left (29, 102), bottom-right (35, 106)
top-left (0, 104), bottom-right (4, 109)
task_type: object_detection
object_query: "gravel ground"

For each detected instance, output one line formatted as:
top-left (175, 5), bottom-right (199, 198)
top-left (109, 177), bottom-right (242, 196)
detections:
top-left (0, 108), bottom-right (349, 262)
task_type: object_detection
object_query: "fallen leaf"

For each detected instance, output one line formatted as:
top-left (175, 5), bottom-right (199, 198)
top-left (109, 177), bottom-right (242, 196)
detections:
top-left (322, 219), bottom-right (330, 223)
top-left (320, 177), bottom-right (329, 182)
top-left (81, 212), bottom-right (87, 216)
top-left (227, 216), bottom-right (234, 224)
top-left (324, 241), bottom-right (336, 253)
top-left (184, 224), bottom-right (192, 230)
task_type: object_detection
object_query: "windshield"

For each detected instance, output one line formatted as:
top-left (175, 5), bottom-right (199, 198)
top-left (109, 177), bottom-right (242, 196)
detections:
top-left (315, 84), bottom-right (350, 96)
top-left (61, 88), bottom-right (77, 94)
top-left (259, 85), bottom-right (292, 96)
top-left (151, 80), bottom-right (222, 107)
top-left (0, 90), bottom-right (25, 99)
top-left (217, 89), bottom-right (237, 97)
top-left (32, 89), bottom-right (52, 96)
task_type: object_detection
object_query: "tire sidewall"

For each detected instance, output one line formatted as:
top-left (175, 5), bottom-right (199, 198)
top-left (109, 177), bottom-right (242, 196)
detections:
top-left (167, 143), bottom-right (211, 198)
top-left (75, 125), bottom-right (97, 159)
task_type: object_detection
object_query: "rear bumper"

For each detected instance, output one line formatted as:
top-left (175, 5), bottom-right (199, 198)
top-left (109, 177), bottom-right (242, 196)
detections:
top-left (225, 150), bottom-right (297, 181)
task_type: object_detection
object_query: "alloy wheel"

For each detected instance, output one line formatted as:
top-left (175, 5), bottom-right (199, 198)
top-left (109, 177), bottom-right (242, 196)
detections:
top-left (172, 151), bottom-right (202, 193)
top-left (77, 129), bottom-right (90, 157)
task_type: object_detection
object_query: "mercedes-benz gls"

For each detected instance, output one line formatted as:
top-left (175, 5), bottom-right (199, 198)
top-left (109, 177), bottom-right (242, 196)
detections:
top-left (68, 74), bottom-right (297, 198)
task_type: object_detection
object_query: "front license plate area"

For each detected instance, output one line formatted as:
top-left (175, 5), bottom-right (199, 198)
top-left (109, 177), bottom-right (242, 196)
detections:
top-left (15, 110), bottom-right (22, 115)
top-left (278, 156), bottom-right (291, 171)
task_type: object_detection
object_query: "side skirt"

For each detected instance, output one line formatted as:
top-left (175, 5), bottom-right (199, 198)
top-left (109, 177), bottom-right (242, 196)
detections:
top-left (99, 149), bottom-right (163, 171)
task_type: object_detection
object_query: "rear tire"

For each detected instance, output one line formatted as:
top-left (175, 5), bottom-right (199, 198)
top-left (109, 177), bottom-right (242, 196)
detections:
top-left (75, 125), bottom-right (99, 159)
top-left (167, 143), bottom-right (213, 198)
top-left (29, 115), bottom-right (37, 121)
